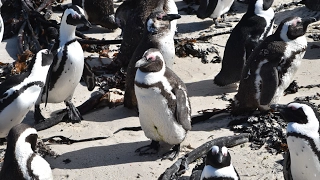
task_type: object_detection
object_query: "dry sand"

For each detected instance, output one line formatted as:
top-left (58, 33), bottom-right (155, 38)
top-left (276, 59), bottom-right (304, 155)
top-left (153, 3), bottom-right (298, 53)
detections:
top-left (1, 0), bottom-right (320, 179)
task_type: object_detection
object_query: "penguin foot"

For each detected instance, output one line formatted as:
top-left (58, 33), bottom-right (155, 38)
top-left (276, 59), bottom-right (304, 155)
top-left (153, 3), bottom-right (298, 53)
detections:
top-left (162, 144), bottom-right (180, 161)
top-left (34, 105), bottom-right (46, 124)
top-left (65, 101), bottom-right (83, 123)
top-left (135, 140), bottom-right (160, 155)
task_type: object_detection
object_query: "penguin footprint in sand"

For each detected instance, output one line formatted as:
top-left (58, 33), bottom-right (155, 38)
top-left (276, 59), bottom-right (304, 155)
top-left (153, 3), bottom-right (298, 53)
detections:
top-left (271, 102), bottom-right (320, 180)
top-left (134, 48), bottom-right (191, 160)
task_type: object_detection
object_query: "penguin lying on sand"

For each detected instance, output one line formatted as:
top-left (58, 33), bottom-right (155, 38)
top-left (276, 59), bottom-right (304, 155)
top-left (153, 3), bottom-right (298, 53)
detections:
top-left (134, 48), bottom-right (191, 160)
top-left (232, 16), bottom-right (316, 115)
top-left (200, 146), bottom-right (239, 180)
top-left (196, 0), bottom-right (235, 28)
top-left (0, 123), bottom-right (53, 180)
top-left (34, 5), bottom-right (91, 123)
top-left (0, 50), bottom-right (53, 138)
top-left (124, 11), bottom-right (181, 110)
top-left (214, 0), bottom-right (274, 86)
top-left (271, 102), bottom-right (320, 180)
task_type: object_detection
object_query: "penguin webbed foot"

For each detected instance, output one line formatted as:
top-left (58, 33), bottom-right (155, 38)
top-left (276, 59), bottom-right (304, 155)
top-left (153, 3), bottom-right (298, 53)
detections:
top-left (135, 140), bottom-right (160, 155)
top-left (65, 101), bottom-right (83, 123)
top-left (34, 105), bottom-right (46, 124)
top-left (161, 144), bottom-right (180, 161)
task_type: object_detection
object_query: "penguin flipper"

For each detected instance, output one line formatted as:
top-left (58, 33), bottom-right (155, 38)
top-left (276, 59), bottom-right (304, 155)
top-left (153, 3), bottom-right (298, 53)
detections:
top-left (175, 88), bottom-right (191, 130)
top-left (260, 64), bottom-right (278, 105)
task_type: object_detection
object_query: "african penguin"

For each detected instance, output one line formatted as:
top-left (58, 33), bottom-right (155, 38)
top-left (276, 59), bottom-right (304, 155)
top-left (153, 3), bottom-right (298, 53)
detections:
top-left (134, 48), bottom-right (191, 160)
top-left (196, 0), bottom-right (235, 28)
top-left (72, 0), bottom-right (118, 30)
top-left (271, 102), bottom-right (320, 180)
top-left (0, 123), bottom-right (53, 180)
top-left (34, 5), bottom-right (91, 123)
top-left (232, 17), bottom-right (316, 115)
top-left (0, 49), bottom-right (53, 138)
top-left (200, 146), bottom-right (239, 180)
top-left (214, 0), bottom-right (274, 86)
top-left (107, 0), bottom-right (178, 70)
top-left (124, 11), bottom-right (181, 110)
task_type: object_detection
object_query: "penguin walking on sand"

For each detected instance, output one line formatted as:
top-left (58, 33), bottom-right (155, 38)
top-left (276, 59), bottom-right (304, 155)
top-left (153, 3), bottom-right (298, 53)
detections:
top-left (214, 0), bottom-right (274, 86)
top-left (72, 0), bottom-right (118, 30)
top-left (196, 0), bottom-right (235, 28)
top-left (271, 102), bottom-right (320, 180)
top-left (232, 17), bottom-right (316, 115)
top-left (34, 5), bottom-right (91, 123)
top-left (0, 50), bottom-right (53, 138)
top-left (200, 146), bottom-right (239, 180)
top-left (134, 48), bottom-right (191, 160)
top-left (0, 123), bottom-right (53, 180)
top-left (124, 11), bottom-right (181, 110)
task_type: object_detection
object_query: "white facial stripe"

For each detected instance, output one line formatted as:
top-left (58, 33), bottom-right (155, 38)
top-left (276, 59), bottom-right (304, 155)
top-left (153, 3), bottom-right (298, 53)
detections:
top-left (288, 102), bottom-right (302, 110)
top-left (221, 146), bottom-right (228, 156)
top-left (211, 146), bottom-right (219, 154)
top-left (280, 17), bottom-right (302, 41)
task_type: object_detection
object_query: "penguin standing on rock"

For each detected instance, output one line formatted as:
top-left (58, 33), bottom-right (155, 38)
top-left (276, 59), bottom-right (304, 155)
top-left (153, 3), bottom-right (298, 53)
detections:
top-left (34, 5), bottom-right (91, 123)
top-left (200, 146), bottom-right (239, 180)
top-left (0, 123), bottom-right (53, 180)
top-left (232, 17), bottom-right (316, 115)
top-left (214, 0), bottom-right (274, 86)
top-left (124, 11), bottom-right (181, 110)
top-left (271, 102), bottom-right (320, 180)
top-left (196, 0), bottom-right (235, 28)
top-left (134, 48), bottom-right (191, 160)
top-left (0, 50), bottom-right (53, 138)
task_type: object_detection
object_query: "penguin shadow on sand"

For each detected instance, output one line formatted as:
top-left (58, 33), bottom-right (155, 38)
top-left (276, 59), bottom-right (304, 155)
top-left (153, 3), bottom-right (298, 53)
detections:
top-left (186, 80), bottom-right (238, 97)
top-left (3, 38), bottom-right (18, 60)
top-left (303, 42), bottom-right (320, 60)
top-left (46, 140), bottom-right (162, 169)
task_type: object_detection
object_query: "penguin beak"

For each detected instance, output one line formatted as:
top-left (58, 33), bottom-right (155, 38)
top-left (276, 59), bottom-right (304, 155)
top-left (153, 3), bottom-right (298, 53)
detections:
top-left (270, 104), bottom-right (287, 112)
top-left (162, 14), bottom-right (181, 21)
top-left (301, 17), bottom-right (317, 30)
top-left (80, 16), bottom-right (92, 28)
top-left (135, 57), bottom-right (148, 68)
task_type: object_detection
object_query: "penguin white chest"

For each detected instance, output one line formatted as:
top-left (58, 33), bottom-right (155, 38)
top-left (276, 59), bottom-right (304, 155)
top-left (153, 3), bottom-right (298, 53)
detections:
top-left (287, 136), bottom-right (320, 180)
top-left (201, 164), bottom-right (238, 180)
top-left (48, 41), bottom-right (84, 103)
top-left (209, 0), bottom-right (234, 19)
top-left (30, 155), bottom-right (53, 180)
top-left (134, 85), bottom-right (186, 145)
top-left (0, 86), bottom-right (42, 138)
top-left (158, 33), bottom-right (175, 68)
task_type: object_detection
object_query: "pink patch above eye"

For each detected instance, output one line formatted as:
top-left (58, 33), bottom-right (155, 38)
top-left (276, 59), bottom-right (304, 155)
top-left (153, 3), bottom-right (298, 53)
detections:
top-left (147, 55), bottom-right (156, 61)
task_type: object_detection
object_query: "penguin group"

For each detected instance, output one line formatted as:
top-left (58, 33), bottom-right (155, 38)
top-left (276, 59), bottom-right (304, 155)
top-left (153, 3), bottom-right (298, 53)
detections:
top-left (0, 0), bottom-right (319, 179)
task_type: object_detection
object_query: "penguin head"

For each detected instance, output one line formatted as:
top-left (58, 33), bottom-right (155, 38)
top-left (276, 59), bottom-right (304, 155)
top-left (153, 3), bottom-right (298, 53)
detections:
top-left (277, 16), bottom-right (316, 41)
top-left (146, 11), bottom-right (181, 34)
top-left (135, 48), bottom-right (165, 73)
top-left (62, 5), bottom-right (91, 27)
top-left (271, 102), bottom-right (320, 134)
top-left (206, 146), bottom-right (231, 169)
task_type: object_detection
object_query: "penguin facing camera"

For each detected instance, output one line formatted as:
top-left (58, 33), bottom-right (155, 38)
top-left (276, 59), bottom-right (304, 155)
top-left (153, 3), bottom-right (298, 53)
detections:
top-left (196, 0), bottom-right (235, 28)
top-left (0, 49), bottom-right (53, 139)
top-left (214, 0), bottom-right (274, 86)
top-left (200, 146), bottom-right (240, 180)
top-left (34, 5), bottom-right (91, 123)
top-left (271, 102), bottom-right (320, 180)
top-left (232, 16), bottom-right (316, 115)
top-left (124, 11), bottom-right (181, 110)
top-left (0, 123), bottom-right (53, 180)
top-left (134, 48), bottom-right (191, 160)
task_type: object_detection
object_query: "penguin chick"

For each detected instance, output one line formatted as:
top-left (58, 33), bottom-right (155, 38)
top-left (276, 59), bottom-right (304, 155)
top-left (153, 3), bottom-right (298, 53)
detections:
top-left (214, 0), bottom-right (274, 86)
top-left (201, 146), bottom-right (239, 180)
top-left (271, 102), bottom-right (320, 180)
top-left (0, 123), bottom-right (53, 180)
top-left (124, 11), bottom-right (181, 110)
top-left (0, 49), bottom-right (53, 138)
top-left (34, 5), bottom-right (91, 123)
top-left (196, 0), bottom-right (235, 28)
top-left (232, 16), bottom-right (316, 115)
top-left (134, 48), bottom-right (191, 160)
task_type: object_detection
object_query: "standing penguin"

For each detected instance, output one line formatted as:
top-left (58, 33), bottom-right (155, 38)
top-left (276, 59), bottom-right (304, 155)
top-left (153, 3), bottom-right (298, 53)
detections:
top-left (34, 5), bottom-right (91, 123)
top-left (124, 11), bottom-right (181, 110)
top-left (72, 0), bottom-right (118, 30)
top-left (271, 102), bottom-right (320, 180)
top-left (0, 50), bottom-right (53, 138)
top-left (214, 0), bottom-right (274, 86)
top-left (134, 48), bottom-right (191, 160)
top-left (0, 123), bottom-right (53, 180)
top-left (232, 17), bottom-right (316, 115)
top-left (196, 0), bottom-right (235, 28)
top-left (200, 146), bottom-right (239, 180)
